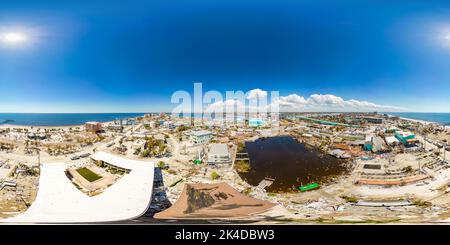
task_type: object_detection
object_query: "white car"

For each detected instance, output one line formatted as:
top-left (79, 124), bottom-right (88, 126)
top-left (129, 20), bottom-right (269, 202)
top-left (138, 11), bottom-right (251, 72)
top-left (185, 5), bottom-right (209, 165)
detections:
top-left (70, 155), bottom-right (80, 160)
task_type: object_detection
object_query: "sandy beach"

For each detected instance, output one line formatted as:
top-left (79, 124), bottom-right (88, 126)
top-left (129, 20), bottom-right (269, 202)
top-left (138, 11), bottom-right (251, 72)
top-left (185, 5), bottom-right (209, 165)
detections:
top-left (0, 124), bottom-right (84, 130)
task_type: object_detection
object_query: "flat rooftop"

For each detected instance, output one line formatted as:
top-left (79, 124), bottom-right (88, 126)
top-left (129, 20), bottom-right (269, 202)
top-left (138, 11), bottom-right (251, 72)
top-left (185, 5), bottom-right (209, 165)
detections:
top-left (1, 152), bottom-right (154, 223)
top-left (191, 130), bottom-right (212, 136)
top-left (208, 143), bottom-right (229, 155)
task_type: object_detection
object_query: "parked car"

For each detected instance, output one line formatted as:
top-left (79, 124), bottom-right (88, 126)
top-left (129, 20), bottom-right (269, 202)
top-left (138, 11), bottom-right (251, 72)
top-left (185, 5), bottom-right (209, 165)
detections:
top-left (70, 155), bottom-right (80, 160)
top-left (79, 153), bottom-right (91, 158)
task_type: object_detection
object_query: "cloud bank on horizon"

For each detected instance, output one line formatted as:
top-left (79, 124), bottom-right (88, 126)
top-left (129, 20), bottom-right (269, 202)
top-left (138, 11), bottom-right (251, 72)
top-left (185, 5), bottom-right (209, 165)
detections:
top-left (204, 89), bottom-right (404, 113)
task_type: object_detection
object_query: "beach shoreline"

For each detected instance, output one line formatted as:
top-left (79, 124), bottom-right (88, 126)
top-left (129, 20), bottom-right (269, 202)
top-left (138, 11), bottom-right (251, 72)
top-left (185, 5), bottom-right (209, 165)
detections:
top-left (0, 113), bottom-right (145, 129)
top-left (0, 124), bottom-right (85, 130)
top-left (388, 113), bottom-right (450, 126)
top-left (397, 116), bottom-right (449, 130)
top-left (0, 115), bottom-right (445, 129)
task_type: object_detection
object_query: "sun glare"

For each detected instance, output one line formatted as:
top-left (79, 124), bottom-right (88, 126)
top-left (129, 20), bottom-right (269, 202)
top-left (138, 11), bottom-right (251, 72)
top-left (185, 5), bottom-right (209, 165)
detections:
top-left (1, 32), bottom-right (28, 44)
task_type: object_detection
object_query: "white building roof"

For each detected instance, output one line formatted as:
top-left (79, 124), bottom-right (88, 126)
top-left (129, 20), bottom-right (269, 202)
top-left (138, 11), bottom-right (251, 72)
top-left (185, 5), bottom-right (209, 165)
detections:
top-left (1, 152), bottom-right (154, 223)
top-left (385, 136), bottom-right (399, 145)
top-left (191, 130), bottom-right (212, 137)
top-left (208, 143), bottom-right (229, 156)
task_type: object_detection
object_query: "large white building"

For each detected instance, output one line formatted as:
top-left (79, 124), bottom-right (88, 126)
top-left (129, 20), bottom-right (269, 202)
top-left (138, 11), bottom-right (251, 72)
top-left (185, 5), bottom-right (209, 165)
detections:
top-left (207, 143), bottom-right (231, 164)
top-left (1, 152), bottom-right (154, 223)
top-left (190, 130), bottom-right (213, 145)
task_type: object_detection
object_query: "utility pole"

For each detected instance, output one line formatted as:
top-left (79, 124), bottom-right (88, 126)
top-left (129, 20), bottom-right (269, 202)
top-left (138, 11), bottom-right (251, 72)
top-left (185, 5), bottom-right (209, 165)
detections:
top-left (444, 143), bottom-right (447, 162)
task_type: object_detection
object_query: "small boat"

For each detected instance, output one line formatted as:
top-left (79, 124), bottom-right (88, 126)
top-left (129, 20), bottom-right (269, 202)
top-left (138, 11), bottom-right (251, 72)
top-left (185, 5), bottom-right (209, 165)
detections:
top-left (298, 182), bottom-right (320, 192)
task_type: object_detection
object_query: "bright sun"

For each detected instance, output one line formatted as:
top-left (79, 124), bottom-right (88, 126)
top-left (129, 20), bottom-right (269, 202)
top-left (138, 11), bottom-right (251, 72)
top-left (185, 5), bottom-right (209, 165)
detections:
top-left (1, 32), bottom-right (28, 44)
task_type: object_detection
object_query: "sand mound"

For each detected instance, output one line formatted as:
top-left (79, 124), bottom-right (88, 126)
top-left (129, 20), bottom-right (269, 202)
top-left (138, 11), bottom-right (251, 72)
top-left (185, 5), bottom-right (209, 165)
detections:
top-left (154, 183), bottom-right (276, 219)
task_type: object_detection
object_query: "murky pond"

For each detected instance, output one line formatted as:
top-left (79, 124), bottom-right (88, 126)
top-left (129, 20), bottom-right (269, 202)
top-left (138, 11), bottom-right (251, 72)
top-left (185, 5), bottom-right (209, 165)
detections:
top-left (238, 136), bottom-right (349, 192)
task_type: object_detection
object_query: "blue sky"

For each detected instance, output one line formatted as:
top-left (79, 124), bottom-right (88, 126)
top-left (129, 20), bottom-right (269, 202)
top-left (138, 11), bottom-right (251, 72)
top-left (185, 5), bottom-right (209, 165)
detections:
top-left (0, 0), bottom-right (449, 112)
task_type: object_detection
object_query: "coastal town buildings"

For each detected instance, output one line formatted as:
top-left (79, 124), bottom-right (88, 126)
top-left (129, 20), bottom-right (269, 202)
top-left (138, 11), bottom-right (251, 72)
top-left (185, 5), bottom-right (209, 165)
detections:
top-left (362, 117), bottom-right (384, 124)
top-left (249, 118), bottom-right (265, 127)
top-left (114, 118), bottom-right (136, 126)
top-left (190, 130), bottom-right (213, 145)
top-left (107, 124), bottom-right (123, 132)
top-left (395, 130), bottom-right (417, 146)
top-left (85, 122), bottom-right (102, 133)
top-left (1, 112), bottom-right (450, 224)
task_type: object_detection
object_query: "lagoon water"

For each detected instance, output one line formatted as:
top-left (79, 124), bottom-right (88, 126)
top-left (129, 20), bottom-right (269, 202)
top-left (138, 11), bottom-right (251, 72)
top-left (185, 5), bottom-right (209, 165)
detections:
top-left (0, 113), bottom-right (145, 126)
top-left (240, 136), bottom-right (348, 192)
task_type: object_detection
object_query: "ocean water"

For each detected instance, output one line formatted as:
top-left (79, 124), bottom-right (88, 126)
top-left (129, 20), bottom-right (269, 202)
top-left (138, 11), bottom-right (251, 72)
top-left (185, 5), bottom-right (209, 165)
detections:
top-left (0, 113), bottom-right (146, 126)
top-left (388, 113), bottom-right (450, 126)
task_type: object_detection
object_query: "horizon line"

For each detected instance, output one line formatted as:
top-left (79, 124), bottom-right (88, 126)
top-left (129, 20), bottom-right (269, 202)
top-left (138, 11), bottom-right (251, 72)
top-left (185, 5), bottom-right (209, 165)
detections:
top-left (1, 111), bottom-right (450, 114)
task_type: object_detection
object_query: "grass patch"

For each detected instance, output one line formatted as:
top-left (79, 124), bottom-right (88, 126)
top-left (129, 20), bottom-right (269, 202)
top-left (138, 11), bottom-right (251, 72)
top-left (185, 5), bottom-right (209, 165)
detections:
top-left (211, 171), bottom-right (220, 180)
top-left (242, 187), bottom-right (252, 196)
top-left (76, 167), bottom-right (102, 182)
top-left (157, 161), bottom-right (167, 169)
top-left (340, 195), bottom-right (359, 203)
top-left (235, 160), bottom-right (251, 173)
top-left (411, 199), bottom-right (432, 208)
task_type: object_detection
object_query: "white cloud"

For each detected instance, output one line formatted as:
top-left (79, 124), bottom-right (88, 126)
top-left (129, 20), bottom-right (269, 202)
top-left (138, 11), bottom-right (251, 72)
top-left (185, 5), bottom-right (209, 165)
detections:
top-left (276, 93), bottom-right (403, 112)
top-left (246, 88), bottom-right (268, 100)
top-left (275, 94), bottom-right (307, 108)
top-left (204, 99), bottom-right (246, 113)
top-left (203, 89), bottom-right (404, 114)
top-left (308, 94), bottom-right (344, 105)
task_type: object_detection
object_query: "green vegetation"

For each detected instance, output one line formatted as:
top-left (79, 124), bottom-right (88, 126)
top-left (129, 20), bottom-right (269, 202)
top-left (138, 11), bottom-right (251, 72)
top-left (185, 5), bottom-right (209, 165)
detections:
top-left (211, 171), bottom-right (220, 180)
top-left (177, 125), bottom-right (189, 132)
top-left (141, 136), bottom-right (167, 157)
top-left (237, 142), bottom-right (246, 152)
top-left (141, 149), bottom-right (150, 157)
top-left (157, 161), bottom-right (166, 169)
top-left (412, 199), bottom-right (432, 208)
top-left (340, 195), bottom-right (359, 203)
top-left (166, 169), bottom-right (177, 175)
top-left (235, 160), bottom-right (251, 173)
top-left (242, 187), bottom-right (252, 196)
top-left (76, 167), bottom-right (102, 182)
